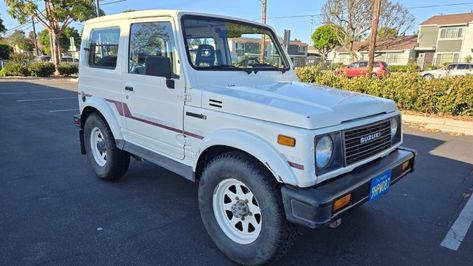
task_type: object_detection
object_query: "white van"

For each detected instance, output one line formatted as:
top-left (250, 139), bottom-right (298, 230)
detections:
top-left (75, 10), bottom-right (416, 265)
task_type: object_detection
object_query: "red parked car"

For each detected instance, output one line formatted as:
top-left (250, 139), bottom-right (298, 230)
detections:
top-left (335, 61), bottom-right (390, 78)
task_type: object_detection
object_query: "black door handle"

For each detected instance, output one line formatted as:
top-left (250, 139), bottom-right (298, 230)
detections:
top-left (125, 86), bottom-right (134, 91)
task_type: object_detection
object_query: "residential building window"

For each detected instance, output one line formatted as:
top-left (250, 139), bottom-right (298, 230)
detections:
top-left (439, 27), bottom-right (464, 39)
top-left (298, 46), bottom-right (306, 53)
top-left (435, 53), bottom-right (460, 65)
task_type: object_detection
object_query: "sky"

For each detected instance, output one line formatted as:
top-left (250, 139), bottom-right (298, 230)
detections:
top-left (1, 0), bottom-right (472, 44)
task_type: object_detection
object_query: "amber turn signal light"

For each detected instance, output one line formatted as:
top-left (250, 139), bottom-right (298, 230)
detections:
top-left (333, 194), bottom-right (351, 212)
top-left (277, 135), bottom-right (296, 147)
top-left (402, 160), bottom-right (411, 172)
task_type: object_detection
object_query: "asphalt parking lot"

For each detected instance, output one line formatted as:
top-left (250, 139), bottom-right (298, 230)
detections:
top-left (1, 79), bottom-right (472, 265)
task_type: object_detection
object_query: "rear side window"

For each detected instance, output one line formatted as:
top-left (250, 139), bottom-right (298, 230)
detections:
top-left (456, 64), bottom-right (468, 70)
top-left (358, 62), bottom-right (368, 67)
top-left (89, 28), bottom-right (120, 69)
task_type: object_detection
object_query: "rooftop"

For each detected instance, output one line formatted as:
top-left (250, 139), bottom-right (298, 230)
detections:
top-left (335, 35), bottom-right (418, 53)
top-left (420, 12), bottom-right (473, 26)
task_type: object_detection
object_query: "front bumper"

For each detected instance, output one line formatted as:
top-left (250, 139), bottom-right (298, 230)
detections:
top-left (281, 147), bottom-right (416, 228)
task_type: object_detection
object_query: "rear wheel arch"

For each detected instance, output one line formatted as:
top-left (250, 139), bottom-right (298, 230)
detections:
top-left (80, 102), bottom-right (124, 144)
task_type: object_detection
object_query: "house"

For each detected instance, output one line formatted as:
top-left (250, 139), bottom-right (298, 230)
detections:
top-left (286, 40), bottom-right (308, 67)
top-left (306, 46), bottom-right (322, 66)
top-left (416, 13), bottom-right (473, 68)
top-left (328, 35), bottom-right (418, 65)
top-left (227, 37), bottom-right (309, 67)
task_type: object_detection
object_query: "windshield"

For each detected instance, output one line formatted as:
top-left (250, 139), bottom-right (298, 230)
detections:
top-left (182, 16), bottom-right (289, 72)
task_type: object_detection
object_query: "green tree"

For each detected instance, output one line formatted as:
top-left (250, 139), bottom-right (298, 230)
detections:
top-left (38, 27), bottom-right (80, 55)
top-left (5, 0), bottom-right (96, 73)
top-left (0, 16), bottom-right (6, 35)
top-left (8, 30), bottom-right (34, 53)
top-left (311, 25), bottom-right (339, 62)
top-left (0, 44), bottom-right (12, 59)
top-left (377, 27), bottom-right (399, 39)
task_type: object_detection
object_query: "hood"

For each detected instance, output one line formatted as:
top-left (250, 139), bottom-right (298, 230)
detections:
top-left (199, 82), bottom-right (397, 129)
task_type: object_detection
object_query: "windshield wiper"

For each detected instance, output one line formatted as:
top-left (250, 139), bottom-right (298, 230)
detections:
top-left (204, 65), bottom-right (252, 74)
top-left (249, 63), bottom-right (287, 74)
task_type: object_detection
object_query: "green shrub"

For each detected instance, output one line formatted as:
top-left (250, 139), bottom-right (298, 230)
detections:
top-left (28, 62), bottom-right (55, 77)
top-left (1, 62), bottom-right (29, 76)
top-left (9, 53), bottom-right (32, 63)
top-left (389, 64), bottom-right (419, 73)
top-left (295, 66), bottom-right (473, 116)
top-left (327, 63), bottom-right (344, 70)
top-left (57, 62), bottom-right (78, 76)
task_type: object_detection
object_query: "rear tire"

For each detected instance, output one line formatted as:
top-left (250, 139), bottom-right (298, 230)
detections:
top-left (84, 113), bottom-right (130, 180)
top-left (198, 152), bottom-right (297, 265)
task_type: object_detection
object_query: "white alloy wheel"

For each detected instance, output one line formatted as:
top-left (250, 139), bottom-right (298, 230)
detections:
top-left (213, 178), bottom-right (262, 244)
top-left (90, 127), bottom-right (107, 167)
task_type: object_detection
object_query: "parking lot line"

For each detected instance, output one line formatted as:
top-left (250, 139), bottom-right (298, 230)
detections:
top-left (440, 193), bottom-right (473, 251)
top-left (49, 109), bottom-right (79, 113)
top-left (17, 97), bottom-right (76, 102)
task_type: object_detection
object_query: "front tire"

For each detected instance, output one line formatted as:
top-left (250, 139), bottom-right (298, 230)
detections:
top-left (423, 74), bottom-right (434, 80)
top-left (84, 113), bottom-right (130, 180)
top-left (198, 152), bottom-right (296, 265)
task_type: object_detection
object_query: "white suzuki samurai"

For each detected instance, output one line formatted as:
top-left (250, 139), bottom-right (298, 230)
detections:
top-left (75, 10), bottom-right (416, 265)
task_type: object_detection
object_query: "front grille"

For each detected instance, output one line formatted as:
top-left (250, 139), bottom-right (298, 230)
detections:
top-left (344, 120), bottom-right (392, 165)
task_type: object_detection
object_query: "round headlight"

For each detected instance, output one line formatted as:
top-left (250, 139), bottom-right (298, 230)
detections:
top-left (316, 136), bottom-right (334, 169)
top-left (390, 117), bottom-right (398, 138)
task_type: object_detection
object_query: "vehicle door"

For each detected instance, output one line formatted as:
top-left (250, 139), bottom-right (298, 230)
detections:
top-left (444, 64), bottom-right (456, 77)
top-left (451, 64), bottom-right (469, 76)
top-left (358, 61), bottom-right (368, 76)
top-left (346, 62), bottom-right (358, 77)
top-left (122, 18), bottom-right (186, 160)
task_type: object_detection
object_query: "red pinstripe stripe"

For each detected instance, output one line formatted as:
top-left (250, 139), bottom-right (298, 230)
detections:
top-left (105, 99), bottom-right (204, 140)
top-left (288, 161), bottom-right (304, 170)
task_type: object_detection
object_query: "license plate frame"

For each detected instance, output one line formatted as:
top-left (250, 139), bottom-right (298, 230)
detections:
top-left (369, 170), bottom-right (392, 201)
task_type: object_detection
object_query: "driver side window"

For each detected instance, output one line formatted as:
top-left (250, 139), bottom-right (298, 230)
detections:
top-left (128, 21), bottom-right (178, 76)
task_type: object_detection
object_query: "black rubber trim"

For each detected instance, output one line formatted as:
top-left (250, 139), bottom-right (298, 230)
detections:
top-left (186, 112), bottom-right (207, 120)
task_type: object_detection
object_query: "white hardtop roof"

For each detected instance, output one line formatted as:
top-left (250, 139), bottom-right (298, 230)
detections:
top-left (85, 9), bottom-right (267, 28)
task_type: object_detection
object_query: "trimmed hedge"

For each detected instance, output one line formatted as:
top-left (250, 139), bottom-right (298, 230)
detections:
top-left (28, 62), bottom-right (56, 77)
top-left (296, 66), bottom-right (473, 116)
top-left (388, 64), bottom-right (419, 73)
top-left (57, 62), bottom-right (78, 76)
top-left (0, 63), bottom-right (29, 76)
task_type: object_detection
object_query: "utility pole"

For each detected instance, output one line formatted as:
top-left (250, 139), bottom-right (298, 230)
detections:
top-left (95, 0), bottom-right (101, 17)
top-left (368, 0), bottom-right (381, 73)
top-left (259, 0), bottom-right (267, 62)
top-left (31, 17), bottom-right (39, 56)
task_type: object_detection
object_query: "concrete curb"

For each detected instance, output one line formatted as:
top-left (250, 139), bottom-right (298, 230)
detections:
top-left (0, 76), bottom-right (78, 82)
top-left (403, 114), bottom-right (473, 136)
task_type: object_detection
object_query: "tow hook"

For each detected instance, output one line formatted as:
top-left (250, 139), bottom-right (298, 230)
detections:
top-left (329, 218), bottom-right (342, 229)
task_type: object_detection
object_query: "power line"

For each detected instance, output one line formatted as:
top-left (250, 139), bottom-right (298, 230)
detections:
top-left (407, 2), bottom-right (473, 9)
top-left (101, 0), bottom-right (127, 6)
top-left (253, 1), bottom-right (473, 21)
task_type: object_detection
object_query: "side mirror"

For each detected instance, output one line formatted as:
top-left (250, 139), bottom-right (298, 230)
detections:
top-left (145, 55), bottom-right (174, 89)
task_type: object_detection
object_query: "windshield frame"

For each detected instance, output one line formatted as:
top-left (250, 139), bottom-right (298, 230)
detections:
top-left (180, 15), bottom-right (291, 73)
